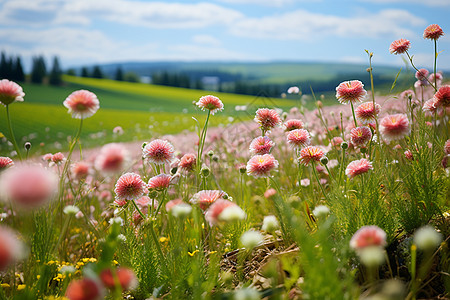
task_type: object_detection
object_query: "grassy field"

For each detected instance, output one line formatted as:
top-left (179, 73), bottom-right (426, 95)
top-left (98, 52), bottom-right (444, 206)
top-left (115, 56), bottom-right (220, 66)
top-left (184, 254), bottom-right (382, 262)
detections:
top-left (0, 76), bottom-right (300, 156)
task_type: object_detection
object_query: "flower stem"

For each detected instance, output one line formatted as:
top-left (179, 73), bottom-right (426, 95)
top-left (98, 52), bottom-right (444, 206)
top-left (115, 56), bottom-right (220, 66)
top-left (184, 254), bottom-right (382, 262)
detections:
top-left (5, 105), bottom-right (22, 160)
top-left (311, 162), bottom-right (329, 202)
top-left (350, 102), bottom-right (358, 128)
top-left (197, 111), bottom-right (211, 181)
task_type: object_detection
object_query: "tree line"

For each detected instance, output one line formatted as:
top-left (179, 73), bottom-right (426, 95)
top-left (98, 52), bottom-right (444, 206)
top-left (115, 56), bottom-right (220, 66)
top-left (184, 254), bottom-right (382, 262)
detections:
top-left (0, 51), bottom-right (63, 85)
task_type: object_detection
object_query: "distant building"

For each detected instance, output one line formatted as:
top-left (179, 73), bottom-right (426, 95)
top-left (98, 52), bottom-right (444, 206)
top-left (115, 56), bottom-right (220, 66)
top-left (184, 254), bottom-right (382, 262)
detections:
top-left (201, 76), bottom-right (220, 91)
top-left (141, 76), bottom-right (151, 84)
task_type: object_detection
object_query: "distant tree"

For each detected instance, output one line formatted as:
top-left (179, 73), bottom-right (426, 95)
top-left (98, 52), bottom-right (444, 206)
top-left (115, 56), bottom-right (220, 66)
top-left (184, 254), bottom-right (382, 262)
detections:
top-left (49, 56), bottom-right (63, 86)
top-left (81, 67), bottom-right (89, 77)
top-left (0, 52), bottom-right (8, 79)
top-left (124, 72), bottom-right (140, 83)
top-left (13, 56), bottom-right (25, 82)
top-left (194, 79), bottom-right (203, 90)
top-left (66, 68), bottom-right (76, 76)
top-left (31, 56), bottom-right (47, 84)
top-left (115, 66), bottom-right (124, 81)
top-left (91, 65), bottom-right (103, 79)
top-left (5, 57), bottom-right (13, 79)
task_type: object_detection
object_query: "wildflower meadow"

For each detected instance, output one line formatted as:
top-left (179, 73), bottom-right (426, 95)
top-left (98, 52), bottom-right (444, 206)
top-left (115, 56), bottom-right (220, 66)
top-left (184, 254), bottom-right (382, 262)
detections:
top-left (0, 24), bottom-right (449, 300)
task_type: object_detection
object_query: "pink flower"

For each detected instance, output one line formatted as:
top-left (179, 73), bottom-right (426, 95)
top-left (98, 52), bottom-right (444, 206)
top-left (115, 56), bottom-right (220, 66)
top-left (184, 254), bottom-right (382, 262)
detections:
top-left (143, 139), bottom-right (175, 165)
top-left (404, 150), bottom-right (414, 160)
top-left (190, 190), bottom-right (225, 211)
top-left (433, 85), bottom-right (450, 108)
top-left (63, 90), bottom-right (100, 119)
top-left (51, 152), bottom-right (65, 165)
top-left (0, 79), bottom-right (24, 106)
top-left (196, 95), bottom-right (224, 115)
top-left (345, 158), bottom-right (373, 179)
top-left (422, 98), bottom-right (438, 113)
top-left (287, 86), bottom-right (300, 94)
top-left (42, 153), bottom-right (53, 162)
top-left (147, 174), bottom-right (172, 191)
top-left (389, 39), bottom-right (411, 55)
top-left (254, 108), bottom-right (282, 132)
top-left (350, 126), bottom-right (372, 147)
top-left (165, 198), bottom-right (184, 212)
top-left (428, 72), bottom-right (443, 85)
top-left (283, 119), bottom-right (304, 131)
top-left (95, 143), bottom-right (130, 174)
top-left (299, 146), bottom-right (325, 166)
top-left (423, 24), bottom-right (444, 40)
top-left (415, 68), bottom-right (429, 81)
top-left (286, 129), bottom-right (311, 149)
top-left (249, 136), bottom-right (275, 155)
top-left (114, 173), bottom-right (146, 201)
top-left (71, 162), bottom-right (90, 180)
top-left (65, 278), bottom-right (104, 300)
top-left (113, 126), bottom-right (124, 135)
top-left (444, 139), bottom-right (450, 155)
top-left (400, 90), bottom-right (414, 99)
top-left (179, 153), bottom-right (196, 172)
top-left (246, 154), bottom-right (279, 178)
top-left (0, 157), bottom-right (14, 170)
top-left (350, 225), bottom-right (387, 250)
top-left (330, 137), bottom-right (344, 149)
top-left (379, 114), bottom-right (410, 141)
top-left (0, 164), bottom-right (58, 208)
top-left (100, 267), bottom-right (138, 291)
top-left (264, 188), bottom-right (277, 199)
top-left (0, 226), bottom-right (24, 271)
top-left (336, 80), bottom-right (367, 104)
top-left (205, 199), bottom-right (245, 225)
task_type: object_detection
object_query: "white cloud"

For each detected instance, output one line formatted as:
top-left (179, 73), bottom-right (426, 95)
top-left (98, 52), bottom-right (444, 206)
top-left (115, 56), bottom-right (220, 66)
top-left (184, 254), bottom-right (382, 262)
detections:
top-left (218, 0), bottom-right (320, 7)
top-left (361, 0), bottom-right (450, 7)
top-left (0, 0), bottom-right (244, 28)
top-left (192, 34), bottom-right (222, 46)
top-left (229, 9), bottom-right (426, 41)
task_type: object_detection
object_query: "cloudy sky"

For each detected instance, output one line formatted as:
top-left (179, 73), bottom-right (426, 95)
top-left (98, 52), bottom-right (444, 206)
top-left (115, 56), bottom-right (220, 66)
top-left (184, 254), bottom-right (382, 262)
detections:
top-left (1, 0), bottom-right (449, 70)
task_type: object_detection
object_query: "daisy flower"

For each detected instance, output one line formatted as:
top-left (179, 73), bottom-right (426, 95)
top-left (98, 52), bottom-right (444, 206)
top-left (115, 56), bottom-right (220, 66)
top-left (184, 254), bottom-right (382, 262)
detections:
top-left (336, 80), bottom-right (367, 104)
top-left (196, 95), bottom-right (224, 115)
top-left (63, 90), bottom-right (100, 119)
top-left (143, 139), bottom-right (175, 165)
top-left (246, 154), bottom-right (279, 178)
top-left (345, 158), bottom-right (373, 179)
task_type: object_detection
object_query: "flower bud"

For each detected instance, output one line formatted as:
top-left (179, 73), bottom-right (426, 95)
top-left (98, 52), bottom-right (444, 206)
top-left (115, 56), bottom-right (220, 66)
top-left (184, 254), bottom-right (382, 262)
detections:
top-left (24, 142), bottom-right (31, 151)
top-left (201, 165), bottom-right (210, 177)
top-left (341, 141), bottom-right (349, 150)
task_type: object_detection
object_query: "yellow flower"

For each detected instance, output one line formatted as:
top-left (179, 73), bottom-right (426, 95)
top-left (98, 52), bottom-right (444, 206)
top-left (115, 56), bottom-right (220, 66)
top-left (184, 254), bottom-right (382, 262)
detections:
top-left (17, 284), bottom-right (26, 291)
top-left (1, 283), bottom-right (10, 288)
top-left (113, 260), bottom-right (119, 265)
top-left (159, 237), bottom-right (169, 243)
top-left (188, 250), bottom-right (199, 257)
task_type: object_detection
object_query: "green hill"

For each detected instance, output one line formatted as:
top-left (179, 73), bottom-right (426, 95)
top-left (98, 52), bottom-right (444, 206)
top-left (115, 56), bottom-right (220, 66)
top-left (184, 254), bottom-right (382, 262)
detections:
top-left (0, 76), bottom-right (298, 157)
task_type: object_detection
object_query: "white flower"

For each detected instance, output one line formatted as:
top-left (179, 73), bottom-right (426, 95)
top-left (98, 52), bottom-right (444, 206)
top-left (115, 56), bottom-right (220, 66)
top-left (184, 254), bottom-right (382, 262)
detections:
top-left (414, 225), bottom-right (442, 251)
top-left (358, 246), bottom-right (385, 267)
top-left (234, 287), bottom-right (261, 300)
top-left (59, 265), bottom-right (76, 274)
top-left (117, 234), bottom-right (127, 242)
top-left (261, 215), bottom-right (279, 232)
top-left (63, 205), bottom-right (80, 215)
top-left (109, 217), bottom-right (124, 226)
top-left (171, 203), bottom-right (192, 218)
top-left (300, 178), bottom-right (310, 187)
top-left (240, 230), bottom-right (263, 250)
top-left (312, 205), bottom-right (330, 218)
top-left (219, 205), bottom-right (246, 223)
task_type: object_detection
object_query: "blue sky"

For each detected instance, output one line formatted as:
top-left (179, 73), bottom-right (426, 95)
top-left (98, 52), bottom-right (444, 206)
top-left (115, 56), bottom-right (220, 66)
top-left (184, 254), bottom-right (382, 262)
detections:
top-left (0, 0), bottom-right (449, 70)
